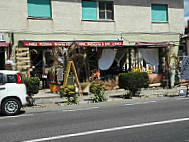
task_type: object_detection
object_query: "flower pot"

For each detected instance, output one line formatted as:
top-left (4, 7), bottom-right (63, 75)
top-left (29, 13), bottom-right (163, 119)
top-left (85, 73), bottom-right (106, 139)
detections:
top-left (49, 84), bottom-right (57, 93)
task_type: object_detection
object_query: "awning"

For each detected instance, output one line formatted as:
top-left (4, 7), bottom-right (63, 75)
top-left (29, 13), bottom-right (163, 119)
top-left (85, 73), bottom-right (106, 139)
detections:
top-left (135, 42), bottom-right (170, 46)
top-left (22, 41), bottom-right (123, 47)
top-left (182, 34), bottom-right (189, 38)
top-left (0, 42), bottom-right (9, 47)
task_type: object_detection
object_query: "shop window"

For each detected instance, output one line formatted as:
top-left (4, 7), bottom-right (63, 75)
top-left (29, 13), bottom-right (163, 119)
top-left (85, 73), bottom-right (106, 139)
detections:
top-left (82, 1), bottom-right (114, 20)
top-left (27, 0), bottom-right (52, 18)
top-left (151, 4), bottom-right (168, 22)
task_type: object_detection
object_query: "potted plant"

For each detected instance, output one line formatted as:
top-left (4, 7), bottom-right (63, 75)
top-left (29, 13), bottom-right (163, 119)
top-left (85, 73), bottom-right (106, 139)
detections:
top-left (48, 68), bottom-right (57, 93)
top-left (60, 85), bottom-right (79, 105)
top-left (22, 76), bottom-right (40, 105)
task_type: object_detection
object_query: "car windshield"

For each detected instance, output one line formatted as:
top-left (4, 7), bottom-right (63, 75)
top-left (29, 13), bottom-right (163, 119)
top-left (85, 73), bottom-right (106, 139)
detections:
top-left (7, 75), bottom-right (18, 83)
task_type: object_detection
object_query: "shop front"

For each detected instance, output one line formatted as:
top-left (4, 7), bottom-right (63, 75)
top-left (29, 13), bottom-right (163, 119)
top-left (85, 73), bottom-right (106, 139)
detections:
top-left (90, 42), bottom-right (173, 86)
top-left (17, 40), bottom-right (175, 89)
top-left (17, 40), bottom-right (123, 88)
top-left (0, 42), bottom-right (9, 70)
top-left (128, 42), bottom-right (174, 86)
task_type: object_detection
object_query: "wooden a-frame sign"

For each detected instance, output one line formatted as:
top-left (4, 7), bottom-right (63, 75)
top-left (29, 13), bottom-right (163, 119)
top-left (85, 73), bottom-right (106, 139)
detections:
top-left (63, 61), bottom-right (82, 96)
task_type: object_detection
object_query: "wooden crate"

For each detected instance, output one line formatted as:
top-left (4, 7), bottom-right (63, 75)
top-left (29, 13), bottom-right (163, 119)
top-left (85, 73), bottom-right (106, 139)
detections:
top-left (16, 47), bottom-right (30, 70)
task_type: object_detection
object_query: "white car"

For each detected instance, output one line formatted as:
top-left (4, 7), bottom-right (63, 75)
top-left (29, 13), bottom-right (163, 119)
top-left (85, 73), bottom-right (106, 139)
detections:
top-left (0, 70), bottom-right (29, 116)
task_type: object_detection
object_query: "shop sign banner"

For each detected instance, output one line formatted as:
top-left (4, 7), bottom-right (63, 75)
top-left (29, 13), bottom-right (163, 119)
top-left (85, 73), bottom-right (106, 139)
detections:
top-left (23, 41), bottom-right (123, 47)
top-left (180, 56), bottom-right (189, 79)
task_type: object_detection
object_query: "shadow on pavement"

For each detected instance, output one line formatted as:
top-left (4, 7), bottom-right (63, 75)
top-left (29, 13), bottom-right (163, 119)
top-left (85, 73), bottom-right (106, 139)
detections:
top-left (0, 110), bottom-right (25, 117)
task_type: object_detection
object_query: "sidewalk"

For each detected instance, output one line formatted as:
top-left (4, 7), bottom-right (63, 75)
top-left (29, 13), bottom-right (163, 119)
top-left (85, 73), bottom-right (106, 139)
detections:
top-left (32, 86), bottom-right (184, 108)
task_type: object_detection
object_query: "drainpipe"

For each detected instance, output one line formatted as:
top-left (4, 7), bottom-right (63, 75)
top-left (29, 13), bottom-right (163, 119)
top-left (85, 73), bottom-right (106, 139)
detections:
top-left (8, 32), bottom-right (14, 60)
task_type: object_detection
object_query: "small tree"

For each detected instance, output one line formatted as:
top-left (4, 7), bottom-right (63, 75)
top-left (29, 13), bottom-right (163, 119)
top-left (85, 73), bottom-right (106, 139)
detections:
top-left (118, 72), bottom-right (150, 96)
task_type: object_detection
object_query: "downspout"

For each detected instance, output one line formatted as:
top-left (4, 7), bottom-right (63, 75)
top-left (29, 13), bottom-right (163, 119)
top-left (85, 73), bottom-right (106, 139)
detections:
top-left (8, 32), bottom-right (14, 59)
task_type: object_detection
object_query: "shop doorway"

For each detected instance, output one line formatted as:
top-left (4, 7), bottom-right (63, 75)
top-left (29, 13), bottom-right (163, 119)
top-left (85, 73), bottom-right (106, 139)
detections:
top-left (29, 48), bottom-right (56, 89)
top-left (30, 49), bottom-right (43, 78)
top-left (0, 48), bottom-right (5, 70)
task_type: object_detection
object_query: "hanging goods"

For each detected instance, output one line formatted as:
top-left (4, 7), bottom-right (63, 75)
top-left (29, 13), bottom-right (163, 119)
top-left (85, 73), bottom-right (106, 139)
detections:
top-left (98, 49), bottom-right (117, 70)
top-left (138, 48), bottom-right (159, 73)
top-left (115, 49), bottom-right (126, 66)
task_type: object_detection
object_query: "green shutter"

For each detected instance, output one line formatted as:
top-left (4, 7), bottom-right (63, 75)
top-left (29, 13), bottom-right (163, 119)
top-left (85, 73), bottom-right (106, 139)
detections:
top-left (82, 1), bottom-right (97, 20)
top-left (28, 0), bottom-right (51, 18)
top-left (152, 4), bottom-right (168, 22)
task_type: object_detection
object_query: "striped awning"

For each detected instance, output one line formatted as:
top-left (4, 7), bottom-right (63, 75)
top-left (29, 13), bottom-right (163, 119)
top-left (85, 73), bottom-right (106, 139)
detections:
top-left (0, 42), bottom-right (9, 47)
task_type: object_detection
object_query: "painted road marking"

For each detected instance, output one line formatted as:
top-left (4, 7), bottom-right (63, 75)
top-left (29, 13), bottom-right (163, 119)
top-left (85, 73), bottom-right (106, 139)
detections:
top-left (0, 114), bottom-right (33, 120)
top-left (62, 107), bottom-right (99, 112)
top-left (125, 103), bottom-right (135, 106)
top-left (22, 117), bottom-right (189, 142)
top-left (124, 101), bottom-right (157, 106)
top-left (175, 97), bottom-right (189, 100)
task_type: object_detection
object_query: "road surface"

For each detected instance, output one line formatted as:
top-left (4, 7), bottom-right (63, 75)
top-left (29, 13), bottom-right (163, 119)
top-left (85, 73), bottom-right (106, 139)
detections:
top-left (0, 97), bottom-right (189, 142)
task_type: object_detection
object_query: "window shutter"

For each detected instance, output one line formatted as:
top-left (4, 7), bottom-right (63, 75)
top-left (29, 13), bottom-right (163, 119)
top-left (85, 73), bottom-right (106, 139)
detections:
top-left (28, 0), bottom-right (51, 18)
top-left (82, 1), bottom-right (97, 20)
top-left (152, 4), bottom-right (168, 22)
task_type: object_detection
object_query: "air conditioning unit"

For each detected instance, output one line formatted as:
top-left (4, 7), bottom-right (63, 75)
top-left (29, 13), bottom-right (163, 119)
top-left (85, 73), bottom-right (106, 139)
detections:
top-left (0, 33), bottom-right (5, 41)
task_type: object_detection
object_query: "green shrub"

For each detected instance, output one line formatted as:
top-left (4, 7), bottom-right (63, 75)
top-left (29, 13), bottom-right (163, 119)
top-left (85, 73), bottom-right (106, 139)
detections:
top-left (90, 83), bottom-right (103, 94)
top-left (23, 77), bottom-right (40, 96)
top-left (122, 92), bottom-right (132, 99)
top-left (90, 83), bottom-right (107, 103)
top-left (118, 72), bottom-right (150, 96)
top-left (92, 91), bottom-right (107, 103)
top-left (60, 85), bottom-right (79, 105)
top-left (66, 95), bottom-right (79, 105)
top-left (60, 85), bottom-right (75, 97)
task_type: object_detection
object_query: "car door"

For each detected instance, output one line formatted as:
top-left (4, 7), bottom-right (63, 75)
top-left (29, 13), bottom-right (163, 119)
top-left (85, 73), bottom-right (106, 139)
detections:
top-left (0, 73), bottom-right (7, 102)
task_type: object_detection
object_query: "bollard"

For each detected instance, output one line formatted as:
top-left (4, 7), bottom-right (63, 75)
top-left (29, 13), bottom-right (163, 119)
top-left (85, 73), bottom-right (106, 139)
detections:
top-left (186, 84), bottom-right (189, 97)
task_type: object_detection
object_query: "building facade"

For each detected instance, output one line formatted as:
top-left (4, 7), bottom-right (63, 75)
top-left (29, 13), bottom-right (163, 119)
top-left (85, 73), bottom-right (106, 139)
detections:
top-left (181, 20), bottom-right (189, 56)
top-left (0, 0), bottom-right (184, 44)
top-left (0, 0), bottom-right (185, 86)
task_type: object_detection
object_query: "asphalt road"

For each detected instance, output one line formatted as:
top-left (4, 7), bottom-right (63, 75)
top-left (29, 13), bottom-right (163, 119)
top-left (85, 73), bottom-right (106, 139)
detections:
top-left (0, 97), bottom-right (189, 142)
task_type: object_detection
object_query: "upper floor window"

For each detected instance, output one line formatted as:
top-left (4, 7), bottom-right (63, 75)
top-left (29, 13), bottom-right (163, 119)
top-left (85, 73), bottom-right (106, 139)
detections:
top-left (99, 1), bottom-right (113, 20)
top-left (27, 0), bottom-right (52, 18)
top-left (82, 1), bottom-right (114, 20)
top-left (151, 4), bottom-right (168, 22)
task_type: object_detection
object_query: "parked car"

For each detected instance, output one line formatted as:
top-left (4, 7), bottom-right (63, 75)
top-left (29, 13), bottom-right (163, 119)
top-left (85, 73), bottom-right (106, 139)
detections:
top-left (0, 70), bottom-right (29, 116)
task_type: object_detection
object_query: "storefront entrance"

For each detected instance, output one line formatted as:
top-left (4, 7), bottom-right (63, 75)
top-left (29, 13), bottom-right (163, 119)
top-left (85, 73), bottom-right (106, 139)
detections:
top-left (30, 47), bottom-right (55, 78)
top-left (30, 49), bottom-right (43, 78)
top-left (0, 48), bottom-right (5, 70)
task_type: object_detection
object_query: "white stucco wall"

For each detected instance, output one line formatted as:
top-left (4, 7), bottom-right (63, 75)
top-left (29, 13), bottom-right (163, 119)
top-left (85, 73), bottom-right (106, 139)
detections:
top-left (0, 0), bottom-right (184, 35)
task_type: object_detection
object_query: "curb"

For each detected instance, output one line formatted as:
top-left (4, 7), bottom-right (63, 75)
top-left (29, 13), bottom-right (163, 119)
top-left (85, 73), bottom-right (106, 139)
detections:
top-left (30, 88), bottom-right (180, 109)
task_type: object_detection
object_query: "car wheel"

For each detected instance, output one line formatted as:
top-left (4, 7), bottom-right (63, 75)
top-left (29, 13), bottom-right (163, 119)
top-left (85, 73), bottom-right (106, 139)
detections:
top-left (2, 98), bottom-right (21, 116)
